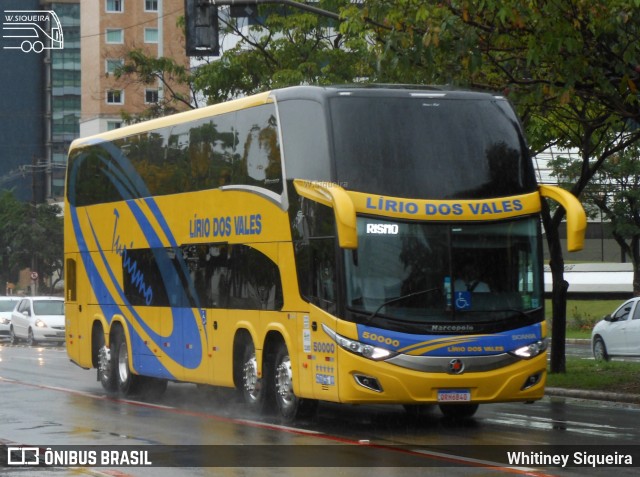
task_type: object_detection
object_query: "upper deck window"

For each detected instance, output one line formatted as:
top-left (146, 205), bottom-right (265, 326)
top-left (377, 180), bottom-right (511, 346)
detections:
top-left (329, 95), bottom-right (536, 200)
top-left (67, 104), bottom-right (283, 207)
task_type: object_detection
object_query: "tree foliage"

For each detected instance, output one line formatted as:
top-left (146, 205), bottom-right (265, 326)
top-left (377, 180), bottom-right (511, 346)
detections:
top-left (0, 191), bottom-right (63, 295)
top-left (118, 2), bottom-right (374, 110)
top-left (193, 3), bottom-right (373, 103)
top-left (550, 145), bottom-right (640, 294)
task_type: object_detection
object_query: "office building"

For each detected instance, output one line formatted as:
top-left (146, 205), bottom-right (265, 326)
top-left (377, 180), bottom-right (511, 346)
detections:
top-left (80, 0), bottom-right (190, 136)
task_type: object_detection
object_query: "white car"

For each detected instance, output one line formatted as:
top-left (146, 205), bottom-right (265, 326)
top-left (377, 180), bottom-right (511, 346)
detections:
top-left (10, 296), bottom-right (65, 346)
top-left (592, 297), bottom-right (640, 360)
top-left (0, 296), bottom-right (20, 339)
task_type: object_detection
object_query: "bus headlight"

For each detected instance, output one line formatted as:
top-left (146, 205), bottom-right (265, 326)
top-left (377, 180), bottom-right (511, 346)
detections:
top-left (322, 324), bottom-right (396, 361)
top-left (509, 339), bottom-right (548, 359)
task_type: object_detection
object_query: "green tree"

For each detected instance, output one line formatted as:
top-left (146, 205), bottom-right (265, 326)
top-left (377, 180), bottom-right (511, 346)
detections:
top-left (0, 191), bottom-right (28, 291)
top-left (0, 191), bottom-right (63, 295)
top-left (117, 2), bottom-right (374, 111)
top-left (551, 144), bottom-right (640, 295)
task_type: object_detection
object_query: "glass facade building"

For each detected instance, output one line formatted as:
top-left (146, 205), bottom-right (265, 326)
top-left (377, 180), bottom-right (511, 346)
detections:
top-left (48, 2), bottom-right (81, 199)
top-left (0, 1), bottom-right (79, 202)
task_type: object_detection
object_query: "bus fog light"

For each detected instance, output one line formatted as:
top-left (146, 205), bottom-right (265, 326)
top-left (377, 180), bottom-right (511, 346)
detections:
top-left (354, 374), bottom-right (383, 392)
top-left (521, 372), bottom-right (542, 390)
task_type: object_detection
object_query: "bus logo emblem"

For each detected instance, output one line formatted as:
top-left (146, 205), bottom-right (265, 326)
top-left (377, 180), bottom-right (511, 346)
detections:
top-left (448, 358), bottom-right (465, 374)
top-left (2, 10), bottom-right (64, 53)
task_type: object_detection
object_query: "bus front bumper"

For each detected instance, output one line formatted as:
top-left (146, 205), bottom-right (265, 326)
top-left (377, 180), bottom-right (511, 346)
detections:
top-left (333, 350), bottom-right (547, 405)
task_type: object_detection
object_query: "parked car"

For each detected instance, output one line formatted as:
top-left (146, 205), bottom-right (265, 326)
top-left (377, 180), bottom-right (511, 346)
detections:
top-left (10, 296), bottom-right (65, 346)
top-left (591, 296), bottom-right (640, 360)
top-left (0, 296), bottom-right (20, 339)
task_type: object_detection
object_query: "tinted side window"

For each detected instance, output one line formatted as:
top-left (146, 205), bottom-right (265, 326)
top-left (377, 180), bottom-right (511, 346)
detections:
top-left (278, 99), bottom-right (331, 181)
top-left (121, 244), bottom-right (283, 311)
top-left (67, 104), bottom-right (283, 206)
top-left (289, 190), bottom-right (337, 313)
top-left (190, 244), bottom-right (283, 310)
top-left (613, 301), bottom-right (633, 321)
top-left (234, 105), bottom-right (283, 190)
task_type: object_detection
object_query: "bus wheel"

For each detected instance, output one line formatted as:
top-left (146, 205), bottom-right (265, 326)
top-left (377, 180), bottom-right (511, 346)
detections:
top-left (97, 338), bottom-right (118, 393)
top-left (241, 343), bottom-right (266, 411)
top-left (112, 327), bottom-right (139, 395)
top-left (273, 343), bottom-right (318, 421)
top-left (20, 41), bottom-right (32, 53)
top-left (439, 403), bottom-right (479, 419)
top-left (32, 41), bottom-right (44, 53)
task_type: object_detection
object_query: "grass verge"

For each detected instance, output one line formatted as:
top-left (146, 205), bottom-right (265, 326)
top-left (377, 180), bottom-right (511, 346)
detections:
top-left (546, 357), bottom-right (640, 395)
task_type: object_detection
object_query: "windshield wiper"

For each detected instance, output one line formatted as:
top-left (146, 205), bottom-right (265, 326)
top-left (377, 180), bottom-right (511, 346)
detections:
top-left (490, 308), bottom-right (538, 319)
top-left (364, 287), bottom-right (441, 325)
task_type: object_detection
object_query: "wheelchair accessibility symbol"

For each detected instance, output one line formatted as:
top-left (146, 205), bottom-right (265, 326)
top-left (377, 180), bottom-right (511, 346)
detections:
top-left (455, 291), bottom-right (471, 310)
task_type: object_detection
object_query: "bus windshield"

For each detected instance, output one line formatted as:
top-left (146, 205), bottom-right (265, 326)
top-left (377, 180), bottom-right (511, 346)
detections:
top-left (344, 216), bottom-right (542, 326)
top-left (330, 95), bottom-right (536, 200)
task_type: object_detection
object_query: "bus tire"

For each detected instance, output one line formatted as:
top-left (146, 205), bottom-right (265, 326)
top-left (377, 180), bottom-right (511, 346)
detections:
top-left (96, 327), bottom-right (118, 392)
top-left (439, 403), bottom-right (479, 419)
top-left (273, 342), bottom-right (318, 422)
top-left (240, 342), bottom-right (267, 411)
top-left (112, 326), bottom-right (140, 396)
top-left (98, 345), bottom-right (118, 392)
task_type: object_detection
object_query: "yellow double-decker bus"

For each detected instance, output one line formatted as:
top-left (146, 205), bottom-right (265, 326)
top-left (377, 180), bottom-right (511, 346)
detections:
top-left (64, 86), bottom-right (586, 420)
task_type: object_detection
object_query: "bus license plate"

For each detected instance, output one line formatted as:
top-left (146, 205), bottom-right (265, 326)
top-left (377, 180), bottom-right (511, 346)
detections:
top-left (437, 390), bottom-right (471, 402)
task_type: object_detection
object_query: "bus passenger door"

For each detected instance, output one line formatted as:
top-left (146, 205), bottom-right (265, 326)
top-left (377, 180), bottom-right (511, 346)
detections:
top-left (65, 254), bottom-right (90, 368)
top-left (208, 308), bottom-right (232, 386)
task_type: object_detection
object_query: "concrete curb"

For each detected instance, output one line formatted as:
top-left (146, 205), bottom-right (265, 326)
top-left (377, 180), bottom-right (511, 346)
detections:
top-left (546, 387), bottom-right (640, 404)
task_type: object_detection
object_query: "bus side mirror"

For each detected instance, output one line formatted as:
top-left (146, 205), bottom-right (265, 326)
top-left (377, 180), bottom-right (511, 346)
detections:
top-left (293, 180), bottom-right (358, 249)
top-left (538, 185), bottom-right (587, 252)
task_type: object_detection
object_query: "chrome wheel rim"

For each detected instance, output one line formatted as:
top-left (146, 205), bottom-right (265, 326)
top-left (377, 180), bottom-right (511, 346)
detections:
top-left (275, 355), bottom-right (294, 408)
top-left (243, 352), bottom-right (261, 402)
top-left (98, 346), bottom-right (111, 381)
top-left (117, 342), bottom-right (129, 384)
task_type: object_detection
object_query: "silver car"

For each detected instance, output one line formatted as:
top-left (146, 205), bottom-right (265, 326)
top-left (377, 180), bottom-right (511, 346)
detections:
top-left (10, 296), bottom-right (65, 346)
top-left (592, 297), bottom-right (640, 360)
top-left (0, 296), bottom-right (20, 339)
